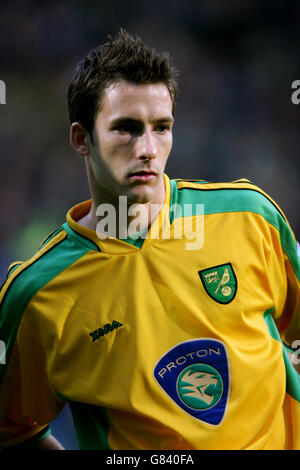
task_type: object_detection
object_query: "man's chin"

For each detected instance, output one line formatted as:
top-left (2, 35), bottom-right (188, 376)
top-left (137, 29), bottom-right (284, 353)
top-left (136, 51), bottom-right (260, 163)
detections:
top-left (122, 182), bottom-right (156, 203)
top-left (126, 190), bottom-right (154, 205)
top-left (118, 173), bottom-right (165, 205)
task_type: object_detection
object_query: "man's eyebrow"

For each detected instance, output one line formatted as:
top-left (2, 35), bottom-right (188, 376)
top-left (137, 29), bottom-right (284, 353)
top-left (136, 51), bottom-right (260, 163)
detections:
top-left (110, 117), bottom-right (141, 126)
top-left (151, 117), bottom-right (174, 124)
top-left (110, 116), bottom-right (174, 126)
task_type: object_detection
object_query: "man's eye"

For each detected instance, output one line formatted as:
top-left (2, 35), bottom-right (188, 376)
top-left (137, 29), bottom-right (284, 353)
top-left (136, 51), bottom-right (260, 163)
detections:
top-left (116, 125), bottom-right (132, 133)
top-left (114, 124), bottom-right (141, 134)
top-left (156, 125), bottom-right (170, 133)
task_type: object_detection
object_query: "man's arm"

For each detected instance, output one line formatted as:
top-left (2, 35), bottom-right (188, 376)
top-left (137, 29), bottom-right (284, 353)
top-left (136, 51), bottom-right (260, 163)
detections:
top-left (2, 433), bottom-right (65, 451)
top-left (29, 434), bottom-right (65, 450)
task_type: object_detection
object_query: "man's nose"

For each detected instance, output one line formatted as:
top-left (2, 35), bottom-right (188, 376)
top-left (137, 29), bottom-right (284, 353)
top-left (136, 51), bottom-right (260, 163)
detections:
top-left (135, 129), bottom-right (157, 160)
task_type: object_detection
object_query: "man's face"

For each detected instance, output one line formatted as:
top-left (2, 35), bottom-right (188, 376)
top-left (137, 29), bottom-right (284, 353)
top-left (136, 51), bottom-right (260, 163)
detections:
top-left (88, 80), bottom-right (174, 205)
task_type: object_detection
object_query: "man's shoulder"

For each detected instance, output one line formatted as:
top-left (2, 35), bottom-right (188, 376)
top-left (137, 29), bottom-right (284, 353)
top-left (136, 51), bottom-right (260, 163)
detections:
top-left (0, 227), bottom-right (68, 308)
top-left (173, 177), bottom-right (267, 197)
top-left (171, 177), bottom-right (288, 225)
top-left (0, 220), bottom-right (101, 312)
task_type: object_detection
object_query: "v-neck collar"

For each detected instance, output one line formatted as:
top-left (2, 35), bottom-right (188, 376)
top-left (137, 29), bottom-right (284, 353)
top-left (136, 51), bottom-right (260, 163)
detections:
top-left (65, 174), bottom-right (176, 254)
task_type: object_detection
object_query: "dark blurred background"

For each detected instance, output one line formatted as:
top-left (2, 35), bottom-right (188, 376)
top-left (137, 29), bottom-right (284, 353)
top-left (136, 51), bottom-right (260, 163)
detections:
top-left (0, 0), bottom-right (299, 450)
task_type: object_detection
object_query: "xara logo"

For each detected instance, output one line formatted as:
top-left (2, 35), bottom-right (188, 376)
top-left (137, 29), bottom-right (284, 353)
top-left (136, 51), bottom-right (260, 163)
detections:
top-left (89, 320), bottom-right (123, 342)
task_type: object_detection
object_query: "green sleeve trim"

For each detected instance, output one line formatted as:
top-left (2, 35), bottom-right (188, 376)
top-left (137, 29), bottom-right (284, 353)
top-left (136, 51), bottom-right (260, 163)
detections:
top-left (171, 183), bottom-right (299, 281)
top-left (35, 425), bottom-right (51, 444)
top-left (263, 308), bottom-right (300, 402)
top-left (0, 235), bottom-right (92, 390)
top-left (0, 426), bottom-right (51, 450)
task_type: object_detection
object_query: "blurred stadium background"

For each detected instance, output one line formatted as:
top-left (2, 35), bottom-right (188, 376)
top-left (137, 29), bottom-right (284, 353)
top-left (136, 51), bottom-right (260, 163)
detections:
top-left (0, 0), bottom-right (299, 450)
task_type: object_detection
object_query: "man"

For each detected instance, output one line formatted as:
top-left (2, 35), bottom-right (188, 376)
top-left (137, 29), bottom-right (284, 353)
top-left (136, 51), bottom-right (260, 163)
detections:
top-left (0, 29), bottom-right (299, 450)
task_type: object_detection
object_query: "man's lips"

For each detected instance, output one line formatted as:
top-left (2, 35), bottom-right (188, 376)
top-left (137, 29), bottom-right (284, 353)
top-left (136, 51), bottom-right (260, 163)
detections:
top-left (127, 170), bottom-right (157, 181)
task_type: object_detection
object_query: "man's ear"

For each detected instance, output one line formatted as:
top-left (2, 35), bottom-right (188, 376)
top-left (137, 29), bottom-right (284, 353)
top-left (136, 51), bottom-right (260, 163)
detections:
top-left (70, 122), bottom-right (91, 156)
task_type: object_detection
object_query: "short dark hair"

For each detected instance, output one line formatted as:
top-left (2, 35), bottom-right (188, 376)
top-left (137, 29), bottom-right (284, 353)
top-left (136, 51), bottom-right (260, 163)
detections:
top-left (67, 28), bottom-right (178, 139)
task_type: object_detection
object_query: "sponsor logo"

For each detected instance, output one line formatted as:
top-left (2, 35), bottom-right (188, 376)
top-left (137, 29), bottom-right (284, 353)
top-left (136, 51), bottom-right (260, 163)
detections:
top-left (199, 263), bottom-right (237, 304)
top-left (89, 320), bottom-right (123, 342)
top-left (153, 339), bottom-right (230, 425)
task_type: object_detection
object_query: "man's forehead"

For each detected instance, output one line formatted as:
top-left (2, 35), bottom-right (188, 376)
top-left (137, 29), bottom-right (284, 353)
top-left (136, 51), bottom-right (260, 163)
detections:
top-left (100, 80), bottom-right (173, 115)
top-left (106, 79), bottom-right (171, 98)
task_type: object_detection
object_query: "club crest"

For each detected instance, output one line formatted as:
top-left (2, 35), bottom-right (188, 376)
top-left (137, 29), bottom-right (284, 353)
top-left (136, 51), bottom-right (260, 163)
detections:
top-left (153, 339), bottom-right (230, 425)
top-left (198, 263), bottom-right (237, 304)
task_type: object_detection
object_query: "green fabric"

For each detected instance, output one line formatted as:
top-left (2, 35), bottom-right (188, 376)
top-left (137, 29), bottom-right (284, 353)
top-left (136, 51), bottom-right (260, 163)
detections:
top-left (69, 402), bottom-right (110, 450)
top-left (263, 308), bottom-right (300, 402)
top-left (62, 222), bottom-right (100, 251)
top-left (0, 233), bottom-right (93, 389)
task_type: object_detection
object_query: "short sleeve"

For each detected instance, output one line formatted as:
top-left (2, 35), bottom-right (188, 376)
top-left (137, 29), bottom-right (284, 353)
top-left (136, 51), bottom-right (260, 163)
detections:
top-left (277, 237), bottom-right (300, 349)
top-left (0, 311), bottom-right (65, 448)
top-left (264, 205), bottom-right (300, 348)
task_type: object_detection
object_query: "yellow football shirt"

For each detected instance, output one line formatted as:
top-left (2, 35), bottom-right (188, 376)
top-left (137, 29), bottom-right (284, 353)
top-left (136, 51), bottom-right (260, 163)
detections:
top-left (0, 175), bottom-right (299, 449)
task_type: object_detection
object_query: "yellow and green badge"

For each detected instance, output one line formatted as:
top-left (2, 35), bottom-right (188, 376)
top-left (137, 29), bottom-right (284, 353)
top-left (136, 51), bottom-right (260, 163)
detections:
top-left (199, 263), bottom-right (237, 304)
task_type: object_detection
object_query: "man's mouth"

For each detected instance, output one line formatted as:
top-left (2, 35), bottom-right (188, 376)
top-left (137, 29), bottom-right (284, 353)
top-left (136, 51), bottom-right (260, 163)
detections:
top-left (127, 170), bottom-right (157, 182)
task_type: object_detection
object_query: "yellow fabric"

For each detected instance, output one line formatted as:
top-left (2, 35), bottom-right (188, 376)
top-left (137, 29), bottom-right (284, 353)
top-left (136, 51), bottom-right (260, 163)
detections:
top-left (0, 175), bottom-right (299, 449)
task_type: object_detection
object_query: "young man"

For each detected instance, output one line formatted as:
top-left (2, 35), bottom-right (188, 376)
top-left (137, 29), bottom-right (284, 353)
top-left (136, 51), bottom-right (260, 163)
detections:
top-left (0, 29), bottom-right (299, 450)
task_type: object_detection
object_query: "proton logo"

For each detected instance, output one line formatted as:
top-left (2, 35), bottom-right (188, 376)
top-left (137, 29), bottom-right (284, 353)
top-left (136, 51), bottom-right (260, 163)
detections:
top-left (153, 338), bottom-right (230, 425)
top-left (177, 364), bottom-right (223, 410)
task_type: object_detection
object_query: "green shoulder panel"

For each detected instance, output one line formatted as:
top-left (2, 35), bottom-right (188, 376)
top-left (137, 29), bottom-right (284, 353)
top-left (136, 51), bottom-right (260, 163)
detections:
top-left (0, 227), bottom-right (95, 389)
top-left (170, 179), bottom-right (299, 281)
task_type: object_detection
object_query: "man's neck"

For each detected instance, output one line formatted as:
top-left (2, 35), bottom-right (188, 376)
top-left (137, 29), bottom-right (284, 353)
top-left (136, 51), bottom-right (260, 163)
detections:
top-left (78, 183), bottom-right (166, 240)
